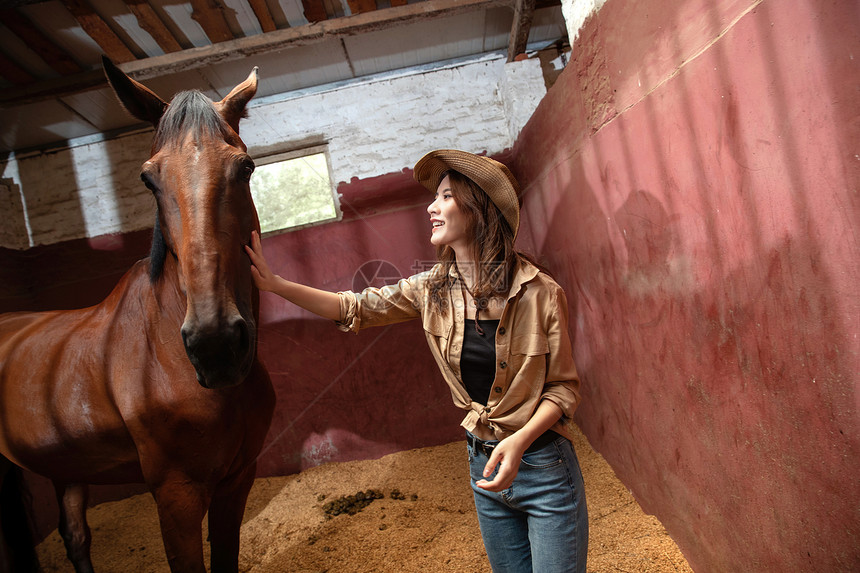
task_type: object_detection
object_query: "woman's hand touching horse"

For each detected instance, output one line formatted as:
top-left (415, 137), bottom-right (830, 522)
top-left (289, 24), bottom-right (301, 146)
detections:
top-left (246, 230), bottom-right (279, 293)
top-left (244, 230), bottom-right (341, 321)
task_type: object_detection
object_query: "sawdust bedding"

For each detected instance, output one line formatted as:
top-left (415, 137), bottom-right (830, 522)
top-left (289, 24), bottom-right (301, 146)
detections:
top-left (36, 427), bottom-right (693, 572)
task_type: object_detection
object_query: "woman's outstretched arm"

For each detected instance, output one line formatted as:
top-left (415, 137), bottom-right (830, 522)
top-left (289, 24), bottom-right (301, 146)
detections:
top-left (245, 230), bottom-right (342, 321)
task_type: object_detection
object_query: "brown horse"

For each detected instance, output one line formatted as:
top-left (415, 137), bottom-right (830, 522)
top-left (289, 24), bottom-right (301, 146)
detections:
top-left (0, 57), bottom-right (275, 573)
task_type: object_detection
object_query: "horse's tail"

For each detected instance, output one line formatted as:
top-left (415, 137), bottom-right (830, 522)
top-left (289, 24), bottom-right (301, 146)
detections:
top-left (0, 460), bottom-right (40, 573)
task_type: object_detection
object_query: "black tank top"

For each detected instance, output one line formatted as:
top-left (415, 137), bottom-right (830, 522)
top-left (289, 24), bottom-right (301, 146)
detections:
top-left (460, 319), bottom-right (500, 404)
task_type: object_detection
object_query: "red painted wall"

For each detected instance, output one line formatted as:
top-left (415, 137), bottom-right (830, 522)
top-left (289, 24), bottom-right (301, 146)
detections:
top-left (3, 1), bottom-right (857, 566)
top-left (252, 171), bottom-right (466, 477)
top-left (511, 0), bottom-right (859, 571)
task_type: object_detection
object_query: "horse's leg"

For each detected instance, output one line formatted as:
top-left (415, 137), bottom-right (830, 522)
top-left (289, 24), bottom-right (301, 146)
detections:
top-left (0, 459), bottom-right (12, 573)
top-left (208, 463), bottom-right (256, 573)
top-left (0, 460), bottom-right (38, 573)
top-left (0, 458), bottom-right (10, 573)
top-left (54, 481), bottom-right (95, 573)
top-left (151, 479), bottom-right (210, 573)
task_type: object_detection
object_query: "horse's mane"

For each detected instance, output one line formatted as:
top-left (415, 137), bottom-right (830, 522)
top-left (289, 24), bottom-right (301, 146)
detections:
top-left (150, 215), bottom-right (167, 283)
top-left (149, 90), bottom-right (231, 283)
top-left (153, 90), bottom-right (231, 151)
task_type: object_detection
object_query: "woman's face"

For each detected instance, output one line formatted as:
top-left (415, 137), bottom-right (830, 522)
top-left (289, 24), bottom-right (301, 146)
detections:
top-left (427, 175), bottom-right (469, 251)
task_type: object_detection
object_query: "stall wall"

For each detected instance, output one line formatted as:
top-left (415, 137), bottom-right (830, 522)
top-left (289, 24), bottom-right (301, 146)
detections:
top-left (512, 0), bottom-right (859, 571)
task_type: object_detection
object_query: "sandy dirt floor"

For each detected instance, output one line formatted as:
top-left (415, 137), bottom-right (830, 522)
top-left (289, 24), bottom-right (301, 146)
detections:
top-left (36, 427), bottom-right (693, 572)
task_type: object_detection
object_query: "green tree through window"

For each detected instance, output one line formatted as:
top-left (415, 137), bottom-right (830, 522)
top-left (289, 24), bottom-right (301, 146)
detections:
top-left (250, 150), bottom-right (339, 234)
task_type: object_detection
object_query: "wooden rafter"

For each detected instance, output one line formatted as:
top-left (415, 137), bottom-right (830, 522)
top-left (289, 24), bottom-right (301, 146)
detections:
top-left (301, 0), bottom-right (327, 23)
top-left (125, 0), bottom-right (183, 53)
top-left (0, 0), bottom-right (59, 6)
top-left (346, 0), bottom-right (376, 15)
top-left (507, 0), bottom-right (535, 61)
top-left (247, 0), bottom-right (276, 33)
top-left (389, 0), bottom-right (408, 6)
top-left (190, 0), bottom-right (233, 44)
top-left (0, 8), bottom-right (82, 75)
top-left (0, 49), bottom-right (34, 84)
top-left (120, 0), bottom-right (511, 81)
top-left (1, 0), bottom-right (519, 107)
top-left (60, 0), bottom-right (136, 63)
top-left (1, 69), bottom-right (103, 106)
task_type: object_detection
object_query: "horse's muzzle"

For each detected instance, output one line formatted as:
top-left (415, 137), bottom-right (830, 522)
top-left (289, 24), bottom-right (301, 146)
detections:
top-left (180, 315), bottom-right (255, 389)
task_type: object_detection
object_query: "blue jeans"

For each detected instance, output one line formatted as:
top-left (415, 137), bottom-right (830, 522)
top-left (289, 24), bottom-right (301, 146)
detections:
top-left (468, 432), bottom-right (588, 573)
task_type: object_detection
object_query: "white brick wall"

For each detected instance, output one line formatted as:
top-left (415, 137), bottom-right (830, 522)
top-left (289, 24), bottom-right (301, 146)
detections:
top-left (0, 54), bottom-right (546, 249)
top-left (561, 0), bottom-right (608, 44)
top-left (0, 178), bottom-right (29, 250)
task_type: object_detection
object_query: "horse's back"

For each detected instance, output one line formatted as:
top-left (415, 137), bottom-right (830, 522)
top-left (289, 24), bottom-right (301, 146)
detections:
top-left (0, 259), bottom-right (155, 381)
top-left (0, 271), bottom-right (151, 482)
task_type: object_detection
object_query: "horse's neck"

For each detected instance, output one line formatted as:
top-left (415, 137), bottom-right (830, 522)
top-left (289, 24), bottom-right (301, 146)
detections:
top-left (104, 254), bottom-right (186, 325)
top-left (147, 255), bottom-right (186, 318)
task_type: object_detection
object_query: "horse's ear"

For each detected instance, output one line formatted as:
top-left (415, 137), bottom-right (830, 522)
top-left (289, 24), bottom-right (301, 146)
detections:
top-left (216, 67), bottom-right (258, 134)
top-left (102, 55), bottom-right (167, 127)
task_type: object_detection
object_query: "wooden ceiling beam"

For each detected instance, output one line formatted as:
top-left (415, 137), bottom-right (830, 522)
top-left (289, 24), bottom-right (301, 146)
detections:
top-left (247, 0), bottom-right (276, 33)
top-left (346, 0), bottom-right (377, 15)
top-left (301, 0), bottom-right (327, 23)
top-left (60, 0), bottom-right (136, 63)
top-left (0, 49), bottom-right (35, 84)
top-left (0, 0), bottom-right (514, 107)
top-left (125, 0), bottom-right (183, 53)
top-left (121, 0), bottom-right (513, 81)
top-left (0, 8), bottom-right (83, 75)
top-left (507, 0), bottom-right (535, 61)
top-left (0, 68), bottom-right (103, 107)
top-left (190, 0), bottom-right (233, 44)
top-left (0, 0), bottom-right (57, 6)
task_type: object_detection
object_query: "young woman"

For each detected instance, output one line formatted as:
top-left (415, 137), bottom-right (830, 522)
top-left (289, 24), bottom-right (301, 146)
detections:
top-left (245, 149), bottom-right (588, 572)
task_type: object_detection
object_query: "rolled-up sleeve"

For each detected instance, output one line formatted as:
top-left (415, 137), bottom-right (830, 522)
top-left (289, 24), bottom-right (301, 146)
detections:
top-left (335, 290), bottom-right (361, 333)
top-left (335, 272), bottom-right (430, 333)
top-left (539, 286), bottom-right (581, 418)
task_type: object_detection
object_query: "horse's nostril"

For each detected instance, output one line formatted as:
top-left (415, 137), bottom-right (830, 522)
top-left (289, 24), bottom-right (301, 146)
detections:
top-left (232, 317), bottom-right (250, 353)
top-left (182, 317), bottom-right (250, 363)
top-left (180, 324), bottom-right (195, 350)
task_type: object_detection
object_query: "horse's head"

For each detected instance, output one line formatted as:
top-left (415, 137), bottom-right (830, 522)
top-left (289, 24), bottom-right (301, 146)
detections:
top-left (104, 57), bottom-right (261, 389)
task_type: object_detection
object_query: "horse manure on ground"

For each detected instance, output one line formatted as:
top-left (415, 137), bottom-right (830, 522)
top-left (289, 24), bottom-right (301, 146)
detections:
top-left (320, 488), bottom-right (418, 518)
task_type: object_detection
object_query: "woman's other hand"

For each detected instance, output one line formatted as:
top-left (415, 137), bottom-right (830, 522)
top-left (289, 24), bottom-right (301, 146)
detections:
top-left (475, 436), bottom-right (526, 492)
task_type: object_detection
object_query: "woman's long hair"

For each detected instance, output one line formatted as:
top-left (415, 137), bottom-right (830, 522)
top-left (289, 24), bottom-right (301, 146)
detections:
top-left (427, 169), bottom-right (519, 315)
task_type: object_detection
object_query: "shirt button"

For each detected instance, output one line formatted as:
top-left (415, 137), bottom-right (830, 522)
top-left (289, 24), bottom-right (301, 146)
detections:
top-left (499, 361), bottom-right (507, 369)
top-left (498, 327), bottom-right (506, 335)
top-left (494, 387), bottom-right (502, 393)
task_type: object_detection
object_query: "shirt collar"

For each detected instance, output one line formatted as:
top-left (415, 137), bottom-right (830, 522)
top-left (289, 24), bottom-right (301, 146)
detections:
top-left (507, 258), bottom-right (540, 299)
top-left (445, 257), bottom-right (540, 296)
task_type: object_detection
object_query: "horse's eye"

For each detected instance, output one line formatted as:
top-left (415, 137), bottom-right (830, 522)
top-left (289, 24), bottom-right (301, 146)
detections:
top-left (240, 161), bottom-right (255, 182)
top-left (141, 172), bottom-right (159, 194)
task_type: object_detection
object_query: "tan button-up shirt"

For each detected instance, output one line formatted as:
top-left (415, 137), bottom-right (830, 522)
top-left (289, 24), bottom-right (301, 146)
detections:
top-left (336, 259), bottom-right (581, 442)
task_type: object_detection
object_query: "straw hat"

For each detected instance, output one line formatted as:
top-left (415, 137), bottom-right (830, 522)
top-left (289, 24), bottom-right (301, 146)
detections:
top-left (413, 149), bottom-right (521, 238)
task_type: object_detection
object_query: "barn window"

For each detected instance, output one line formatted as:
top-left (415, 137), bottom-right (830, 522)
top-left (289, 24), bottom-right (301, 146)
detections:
top-left (250, 146), bottom-right (340, 235)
